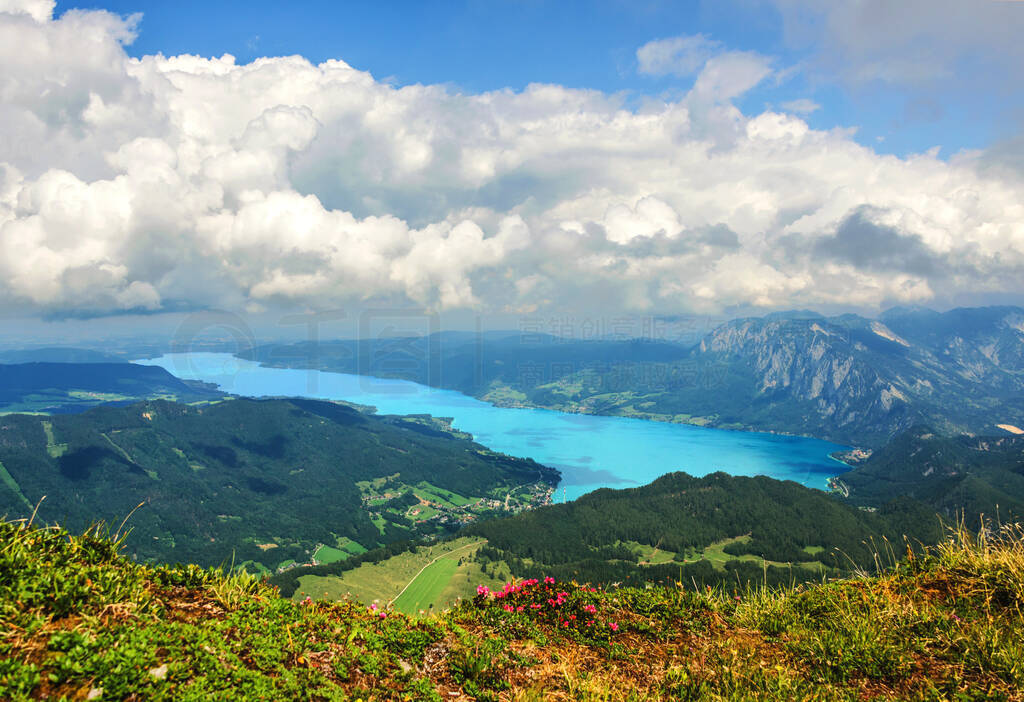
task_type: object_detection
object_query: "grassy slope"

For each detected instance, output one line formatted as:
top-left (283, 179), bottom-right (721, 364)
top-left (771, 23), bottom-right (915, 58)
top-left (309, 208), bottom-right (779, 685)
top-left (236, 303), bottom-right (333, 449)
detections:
top-left (294, 538), bottom-right (497, 614)
top-left (333, 534), bottom-right (830, 615)
top-left (2, 518), bottom-right (1023, 700)
top-left (392, 558), bottom-right (459, 614)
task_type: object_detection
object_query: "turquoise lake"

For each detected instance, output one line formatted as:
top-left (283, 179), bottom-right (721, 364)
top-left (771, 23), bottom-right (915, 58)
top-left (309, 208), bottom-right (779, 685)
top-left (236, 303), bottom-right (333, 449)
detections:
top-left (137, 352), bottom-right (850, 502)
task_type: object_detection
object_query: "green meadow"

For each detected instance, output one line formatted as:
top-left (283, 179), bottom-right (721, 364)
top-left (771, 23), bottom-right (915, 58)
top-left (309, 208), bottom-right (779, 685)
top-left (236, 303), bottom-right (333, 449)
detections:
top-left (391, 557), bottom-right (459, 614)
top-left (313, 538), bottom-right (366, 565)
top-left (293, 537), bottom-right (500, 613)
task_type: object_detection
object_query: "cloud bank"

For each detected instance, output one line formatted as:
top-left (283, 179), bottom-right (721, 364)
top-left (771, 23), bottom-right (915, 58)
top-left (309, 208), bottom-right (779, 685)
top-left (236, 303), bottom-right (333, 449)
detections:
top-left (0, 1), bottom-right (1022, 319)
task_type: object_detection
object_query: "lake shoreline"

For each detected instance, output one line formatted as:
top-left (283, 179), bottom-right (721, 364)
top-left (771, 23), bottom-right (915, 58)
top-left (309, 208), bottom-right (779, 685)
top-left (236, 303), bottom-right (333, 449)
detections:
top-left (242, 357), bottom-right (864, 449)
top-left (135, 353), bottom-right (852, 502)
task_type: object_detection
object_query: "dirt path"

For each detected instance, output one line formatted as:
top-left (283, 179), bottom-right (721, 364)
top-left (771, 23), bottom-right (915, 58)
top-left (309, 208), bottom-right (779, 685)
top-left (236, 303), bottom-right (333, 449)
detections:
top-left (388, 540), bottom-right (484, 605)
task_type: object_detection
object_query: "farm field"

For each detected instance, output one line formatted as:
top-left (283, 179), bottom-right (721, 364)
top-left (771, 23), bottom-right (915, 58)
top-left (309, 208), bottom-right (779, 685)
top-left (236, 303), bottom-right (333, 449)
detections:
top-left (624, 540), bottom-right (678, 565)
top-left (313, 538), bottom-right (367, 565)
top-left (692, 536), bottom-right (827, 573)
top-left (412, 481), bottom-right (475, 508)
top-left (292, 537), bottom-right (501, 613)
top-left (391, 556), bottom-right (459, 614)
top-left (312, 544), bottom-right (349, 565)
top-left (41, 421), bottom-right (67, 458)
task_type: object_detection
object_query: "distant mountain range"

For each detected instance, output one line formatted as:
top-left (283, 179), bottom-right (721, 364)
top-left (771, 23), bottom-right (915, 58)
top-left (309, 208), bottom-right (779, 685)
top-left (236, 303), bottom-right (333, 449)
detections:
top-left (0, 361), bottom-right (222, 413)
top-left (243, 305), bottom-right (1024, 447)
top-left (663, 305), bottom-right (1024, 444)
top-left (0, 347), bottom-right (127, 364)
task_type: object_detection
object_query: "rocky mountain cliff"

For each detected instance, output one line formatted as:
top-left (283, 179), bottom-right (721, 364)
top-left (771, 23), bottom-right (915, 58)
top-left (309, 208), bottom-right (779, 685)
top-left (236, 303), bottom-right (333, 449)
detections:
top-left (516, 306), bottom-right (1024, 446)
top-left (688, 306), bottom-right (1024, 444)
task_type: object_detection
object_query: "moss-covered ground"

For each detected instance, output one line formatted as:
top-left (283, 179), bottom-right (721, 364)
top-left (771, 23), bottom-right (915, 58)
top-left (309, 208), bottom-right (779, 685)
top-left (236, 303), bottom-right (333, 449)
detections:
top-left (2, 517), bottom-right (1023, 700)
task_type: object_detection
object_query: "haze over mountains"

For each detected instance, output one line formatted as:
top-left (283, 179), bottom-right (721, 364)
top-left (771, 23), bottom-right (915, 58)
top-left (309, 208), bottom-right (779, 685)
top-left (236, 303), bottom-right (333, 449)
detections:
top-left (244, 305), bottom-right (1024, 446)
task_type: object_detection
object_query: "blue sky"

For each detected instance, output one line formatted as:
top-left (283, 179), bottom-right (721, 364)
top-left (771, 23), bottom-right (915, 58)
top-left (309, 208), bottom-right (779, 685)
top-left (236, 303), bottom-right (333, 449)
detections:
top-left (57, 0), bottom-right (1020, 159)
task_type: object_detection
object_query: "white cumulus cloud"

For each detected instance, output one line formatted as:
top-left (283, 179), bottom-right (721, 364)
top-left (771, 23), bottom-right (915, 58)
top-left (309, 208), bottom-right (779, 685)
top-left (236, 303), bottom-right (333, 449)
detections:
top-left (0, 6), bottom-right (1021, 320)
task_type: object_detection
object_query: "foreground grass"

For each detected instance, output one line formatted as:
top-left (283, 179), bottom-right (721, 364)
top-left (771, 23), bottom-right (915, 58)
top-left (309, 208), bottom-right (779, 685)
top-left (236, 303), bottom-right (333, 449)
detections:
top-left (1, 518), bottom-right (1023, 700)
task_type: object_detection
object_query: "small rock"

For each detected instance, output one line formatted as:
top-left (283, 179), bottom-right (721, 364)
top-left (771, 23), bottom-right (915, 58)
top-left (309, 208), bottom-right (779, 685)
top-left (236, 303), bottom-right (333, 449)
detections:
top-left (87, 688), bottom-right (103, 700)
top-left (148, 664), bottom-right (168, 680)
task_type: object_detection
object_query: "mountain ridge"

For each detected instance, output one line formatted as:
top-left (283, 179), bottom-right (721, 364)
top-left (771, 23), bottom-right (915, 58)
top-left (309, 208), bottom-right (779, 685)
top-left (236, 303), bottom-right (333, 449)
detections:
top-left (239, 305), bottom-right (1024, 446)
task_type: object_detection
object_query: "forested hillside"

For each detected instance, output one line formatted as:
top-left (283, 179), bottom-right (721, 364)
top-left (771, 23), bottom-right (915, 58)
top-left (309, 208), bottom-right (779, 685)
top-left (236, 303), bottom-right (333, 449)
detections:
top-left (465, 471), bottom-right (943, 589)
top-left (837, 426), bottom-right (1024, 518)
top-left (0, 398), bottom-right (557, 572)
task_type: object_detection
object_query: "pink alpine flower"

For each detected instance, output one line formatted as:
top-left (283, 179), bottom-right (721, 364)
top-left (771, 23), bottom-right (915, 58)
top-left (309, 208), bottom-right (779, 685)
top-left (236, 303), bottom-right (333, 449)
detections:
top-left (544, 576), bottom-right (556, 584)
top-left (609, 622), bottom-right (619, 632)
top-left (583, 604), bottom-right (597, 614)
top-left (476, 585), bottom-right (490, 596)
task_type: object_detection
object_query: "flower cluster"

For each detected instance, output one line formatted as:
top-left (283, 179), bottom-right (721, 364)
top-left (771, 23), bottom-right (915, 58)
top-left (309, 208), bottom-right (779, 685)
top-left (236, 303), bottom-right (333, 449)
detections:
top-left (472, 577), bottom-right (620, 640)
top-left (367, 602), bottom-right (387, 620)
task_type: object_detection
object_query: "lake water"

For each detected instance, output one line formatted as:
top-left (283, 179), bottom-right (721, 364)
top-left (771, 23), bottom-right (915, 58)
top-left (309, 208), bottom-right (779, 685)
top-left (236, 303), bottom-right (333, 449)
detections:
top-left (136, 352), bottom-right (849, 501)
